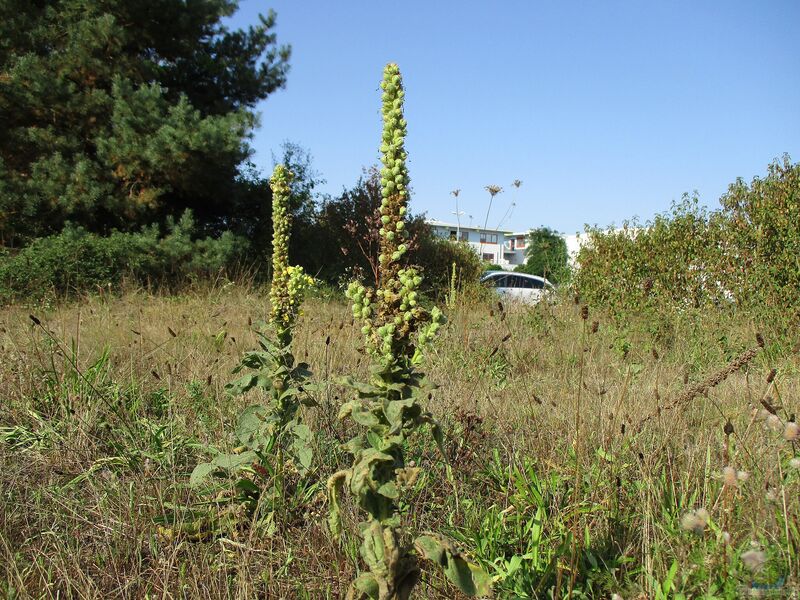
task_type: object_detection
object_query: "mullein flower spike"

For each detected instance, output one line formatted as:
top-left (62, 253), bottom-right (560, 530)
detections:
top-left (269, 165), bottom-right (314, 346)
top-left (345, 63), bottom-right (445, 368)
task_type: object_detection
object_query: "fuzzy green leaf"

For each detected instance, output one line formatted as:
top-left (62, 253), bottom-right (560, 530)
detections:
top-left (234, 478), bottom-right (260, 496)
top-left (341, 400), bottom-right (383, 427)
top-left (366, 430), bottom-right (383, 450)
top-left (385, 397), bottom-right (419, 429)
top-left (350, 573), bottom-right (380, 599)
top-left (226, 373), bottom-right (257, 395)
top-left (327, 470), bottom-right (349, 539)
top-left (189, 462), bottom-right (217, 487)
top-left (212, 450), bottom-right (258, 470)
top-left (377, 481), bottom-right (399, 499)
top-left (341, 376), bottom-right (383, 397)
top-left (351, 449), bottom-right (394, 496)
top-left (415, 534), bottom-right (491, 597)
top-left (236, 404), bottom-right (269, 447)
top-left (292, 424), bottom-right (313, 474)
top-left (296, 446), bottom-right (313, 473)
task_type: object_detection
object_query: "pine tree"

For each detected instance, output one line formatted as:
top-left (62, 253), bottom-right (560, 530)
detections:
top-left (0, 0), bottom-right (290, 245)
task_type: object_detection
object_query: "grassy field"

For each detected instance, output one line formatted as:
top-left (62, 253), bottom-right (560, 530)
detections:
top-left (1, 284), bottom-right (798, 599)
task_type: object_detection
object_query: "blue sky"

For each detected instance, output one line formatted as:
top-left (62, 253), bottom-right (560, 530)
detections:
top-left (226, 1), bottom-right (799, 234)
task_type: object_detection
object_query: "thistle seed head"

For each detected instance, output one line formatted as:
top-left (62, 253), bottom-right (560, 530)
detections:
top-left (766, 414), bottom-right (783, 432)
top-left (722, 466), bottom-right (737, 487)
top-left (784, 421), bottom-right (799, 442)
top-left (681, 508), bottom-right (709, 535)
top-left (741, 549), bottom-right (767, 572)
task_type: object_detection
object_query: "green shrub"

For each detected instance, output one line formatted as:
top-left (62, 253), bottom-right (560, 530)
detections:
top-left (574, 196), bottom-right (723, 314)
top-left (575, 157), bottom-right (800, 322)
top-left (516, 226), bottom-right (570, 284)
top-left (412, 235), bottom-right (484, 296)
top-left (0, 210), bottom-right (248, 302)
top-left (715, 156), bottom-right (800, 317)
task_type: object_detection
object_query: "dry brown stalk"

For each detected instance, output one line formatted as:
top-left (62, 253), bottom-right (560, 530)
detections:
top-left (635, 346), bottom-right (760, 432)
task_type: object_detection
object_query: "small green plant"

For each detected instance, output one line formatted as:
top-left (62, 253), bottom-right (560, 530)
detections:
top-left (185, 164), bottom-right (316, 536)
top-left (327, 63), bottom-right (489, 600)
top-left (446, 261), bottom-right (457, 309)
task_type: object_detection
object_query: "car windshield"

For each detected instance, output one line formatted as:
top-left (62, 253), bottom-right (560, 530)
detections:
top-left (481, 272), bottom-right (554, 290)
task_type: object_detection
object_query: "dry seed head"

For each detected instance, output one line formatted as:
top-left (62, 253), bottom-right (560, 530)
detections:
top-left (737, 470), bottom-right (749, 482)
top-left (591, 320), bottom-right (599, 334)
top-left (485, 184), bottom-right (503, 197)
top-left (681, 509), bottom-right (709, 535)
top-left (581, 305), bottom-right (589, 320)
top-left (784, 421), bottom-right (799, 442)
top-left (756, 332), bottom-right (765, 348)
top-left (722, 466), bottom-right (737, 487)
top-left (766, 368), bottom-right (777, 383)
top-left (789, 458), bottom-right (800, 469)
top-left (766, 414), bottom-right (783, 432)
top-left (741, 549), bottom-right (767, 572)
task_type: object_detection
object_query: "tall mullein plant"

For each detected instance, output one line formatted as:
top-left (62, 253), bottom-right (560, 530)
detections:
top-left (328, 64), bottom-right (489, 600)
top-left (189, 165), bottom-right (316, 525)
top-left (251, 163), bottom-right (316, 431)
top-left (228, 164), bottom-right (314, 438)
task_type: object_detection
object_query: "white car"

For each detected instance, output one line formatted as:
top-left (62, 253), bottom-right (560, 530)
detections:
top-left (480, 271), bottom-right (555, 304)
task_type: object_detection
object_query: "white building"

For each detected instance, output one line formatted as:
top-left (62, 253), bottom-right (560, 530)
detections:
top-left (427, 220), bottom-right (529, 269)
top-left (427, 219), bottom-right (591, 270)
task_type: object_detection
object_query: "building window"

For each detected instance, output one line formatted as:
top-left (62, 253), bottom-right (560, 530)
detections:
top-left (516, 236), bottom-right (526, 248)
top-left (449, 230), bottom-right (457, 240)
top-left (460, 231), bottom-right (469, 242)
top-left (482, 253), bottom-right (495, 262)
top-left (480, 232), bottom-right (498, 244)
